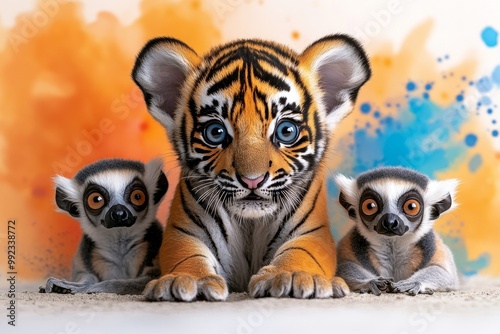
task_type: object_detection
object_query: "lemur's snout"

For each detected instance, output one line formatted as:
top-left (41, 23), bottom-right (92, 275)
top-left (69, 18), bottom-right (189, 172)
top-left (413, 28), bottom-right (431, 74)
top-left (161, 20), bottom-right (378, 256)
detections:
top-left (376, 213), bottom-right (408, 236)
top-left (103, 204), bottom-right (136, 228)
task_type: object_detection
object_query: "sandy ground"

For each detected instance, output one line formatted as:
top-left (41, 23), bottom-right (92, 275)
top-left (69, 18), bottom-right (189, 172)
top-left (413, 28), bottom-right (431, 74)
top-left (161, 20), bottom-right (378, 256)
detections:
top-left (2, 276), bottom-right (500, 334)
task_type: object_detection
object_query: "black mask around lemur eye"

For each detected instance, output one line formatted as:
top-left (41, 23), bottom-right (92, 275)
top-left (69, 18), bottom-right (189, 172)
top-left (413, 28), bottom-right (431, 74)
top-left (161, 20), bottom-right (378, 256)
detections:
top-left (358, 188), bottom-right (425, 237)
top-left (79, 177), bottom-right (155, 229)
top-left (54, 158), bottom-right (169, 230)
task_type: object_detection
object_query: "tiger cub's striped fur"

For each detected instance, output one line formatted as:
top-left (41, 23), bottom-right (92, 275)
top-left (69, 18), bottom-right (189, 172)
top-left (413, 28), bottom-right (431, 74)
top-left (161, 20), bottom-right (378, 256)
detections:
top-left (132, 35), bottom-right (371, 301)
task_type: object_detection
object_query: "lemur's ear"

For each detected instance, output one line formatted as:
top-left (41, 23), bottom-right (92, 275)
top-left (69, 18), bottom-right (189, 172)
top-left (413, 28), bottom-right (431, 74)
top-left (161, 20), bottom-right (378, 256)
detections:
top-left (54, 176), bottom-right (80, 217)
top-left (300, 34), bottom-right (371, 130)
top-left (132, 37), bottom-right (200, 133)
top-left (144, 158), bottom-right (168, 205)
top-left (154, 172), bottom-right (168, 204)
top-left (339, 192), bottom-right (357, 219)
top-left (426, 179), bottom-right (459, 220)
top-left (334, 174), bottom-right (358, 219)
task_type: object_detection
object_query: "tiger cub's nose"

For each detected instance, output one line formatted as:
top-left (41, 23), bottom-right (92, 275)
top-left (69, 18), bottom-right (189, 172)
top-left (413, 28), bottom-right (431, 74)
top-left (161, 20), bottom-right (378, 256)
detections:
top-left (238, 173), bottom-right (268, 190)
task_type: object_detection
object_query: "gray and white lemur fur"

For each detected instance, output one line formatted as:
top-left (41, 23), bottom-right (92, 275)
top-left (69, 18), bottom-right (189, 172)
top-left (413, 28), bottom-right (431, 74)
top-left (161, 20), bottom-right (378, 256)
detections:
top-left (335, 167), bottom-right (459, 296)
top-left (42, 158), bottom-right (168, 295)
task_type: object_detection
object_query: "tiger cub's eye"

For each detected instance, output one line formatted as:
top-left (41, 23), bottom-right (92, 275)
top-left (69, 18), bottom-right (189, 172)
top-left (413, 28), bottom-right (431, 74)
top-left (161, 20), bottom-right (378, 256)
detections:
top-left (275, 120), bottom-right (299, 144)
top-left (203, 122), bottom-right (227, 145)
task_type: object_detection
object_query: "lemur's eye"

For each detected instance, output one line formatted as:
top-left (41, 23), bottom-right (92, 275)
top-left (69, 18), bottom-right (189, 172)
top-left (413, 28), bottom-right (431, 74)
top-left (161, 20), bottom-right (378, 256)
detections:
top-left (361, 198), bottom-right (378, 216)
top-left (403, 199), bottom-right (421, 216)
top-left (87, 192), bottom-right (105, 210)
top-left (130, 189), bottom-right (146, 207)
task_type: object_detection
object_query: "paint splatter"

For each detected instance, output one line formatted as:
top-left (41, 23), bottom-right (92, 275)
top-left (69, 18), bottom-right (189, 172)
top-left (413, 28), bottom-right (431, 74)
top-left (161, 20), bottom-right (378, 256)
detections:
top-left (465, 134), bottom-right (478, 147)
top-left (360, 102), bottom-right (371, 114)
top-left (350, 97), bottom-right (466, 176)
top-left (406, 81), bottom-right (417, 91)
top-left (468, 154), bottom-right (482, 172)
top-left (477, 76), bottom-right (493, 93)
top-left (492, 65), bottom-right (500, 85)
top-left (481, 26), bottom-right (498, 47)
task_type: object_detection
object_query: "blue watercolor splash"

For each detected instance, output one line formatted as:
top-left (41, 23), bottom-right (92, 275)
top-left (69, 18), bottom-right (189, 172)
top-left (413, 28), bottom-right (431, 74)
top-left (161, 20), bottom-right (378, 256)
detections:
top-left (492, 65), bottom-right (500, 85)
top-left (328, 97), bottom-right (469, 239)
top-left (480, 96), bottom-right (491, 106)
top-left (360, 103), bottom-right (371, 114)
top-left (465, 134), bottom-right (478, 147)
top-left (349, 98), bottom-right (466, 176)
top-left (406, 81), bottom-right (417, 91)
top-left (481, 26), bottom-right (498, 47)
top-left (468, 153), bottom-right (482, 172)
top-left (476, 76), bottom-right (493, 93)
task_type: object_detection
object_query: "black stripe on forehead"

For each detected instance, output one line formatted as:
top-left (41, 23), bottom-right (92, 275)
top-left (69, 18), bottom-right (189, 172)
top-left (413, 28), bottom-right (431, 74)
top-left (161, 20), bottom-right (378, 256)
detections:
top-left (74, 159), bottom-right (144, 184)
top-left (205, 46), bottom-right (292, 95)
top-left (356, 167), bottom-right (429, 189)
top-left (204, 39), bottom-right (297, 64)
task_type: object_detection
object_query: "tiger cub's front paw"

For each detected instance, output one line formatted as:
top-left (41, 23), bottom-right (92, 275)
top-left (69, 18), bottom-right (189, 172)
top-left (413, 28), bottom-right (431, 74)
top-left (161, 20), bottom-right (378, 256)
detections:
top-left (143, 274), bottom-right (228, 302)
top-left (331, 276), bottom-right (350, 298)
top-left (248, 266), bottom-right (333, 299)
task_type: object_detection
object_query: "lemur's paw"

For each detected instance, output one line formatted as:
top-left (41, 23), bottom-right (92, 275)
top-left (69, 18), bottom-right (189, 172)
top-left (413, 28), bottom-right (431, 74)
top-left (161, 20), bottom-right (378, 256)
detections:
top-left (331, 276), bottom-right (350, 298)
top-left (370, 277), bottom-right (394, 295)
top-left (143, 274), bottom-right (228, 302)
top-left (249, 266), bottom-right (333, 299)
top-left (389, 280), bottom-right (433, 296)
top-left (44, 278), bottom-right (81, 294)
top-left (356, 277), bottom-right (393, 296)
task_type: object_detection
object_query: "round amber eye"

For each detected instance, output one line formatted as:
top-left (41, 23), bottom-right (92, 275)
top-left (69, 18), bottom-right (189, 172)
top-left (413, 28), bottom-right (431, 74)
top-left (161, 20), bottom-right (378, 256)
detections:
top-left (87, 192), bottom-right (105, 210)
top-left (361, 199), bottom-right (378, 216)
top-left (404, 199), bottom-right (421, 216)
top-left (130, 189), bottom-right (146, 207)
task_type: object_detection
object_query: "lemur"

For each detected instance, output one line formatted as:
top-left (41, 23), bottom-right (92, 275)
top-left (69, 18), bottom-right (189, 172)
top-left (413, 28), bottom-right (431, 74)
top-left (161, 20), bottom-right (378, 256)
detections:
top-left (41, 158), bottom-right (168, 295)
top-left (335, 167), bottom-right (459, 296)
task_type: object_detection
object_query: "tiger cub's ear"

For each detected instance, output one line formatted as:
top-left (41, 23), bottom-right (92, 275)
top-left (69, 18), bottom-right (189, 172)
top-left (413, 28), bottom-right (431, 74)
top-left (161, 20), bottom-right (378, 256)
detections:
top-left (300, 34), bottom-right (371, 130)
top-left (132, 37), bottom-right (200, 132)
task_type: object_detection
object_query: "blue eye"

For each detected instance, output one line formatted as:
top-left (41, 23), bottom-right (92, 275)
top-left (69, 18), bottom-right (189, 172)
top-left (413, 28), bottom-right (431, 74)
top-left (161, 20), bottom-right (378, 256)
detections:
top-left (275, 120), bottom-right (299, 144)
top-left (203, 122), bottom-right (227, 145)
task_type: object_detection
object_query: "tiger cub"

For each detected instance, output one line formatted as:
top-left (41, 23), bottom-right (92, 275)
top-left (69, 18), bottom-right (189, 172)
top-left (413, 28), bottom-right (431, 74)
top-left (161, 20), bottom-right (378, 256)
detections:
top-left (132, 35), bottom-right (371, 301)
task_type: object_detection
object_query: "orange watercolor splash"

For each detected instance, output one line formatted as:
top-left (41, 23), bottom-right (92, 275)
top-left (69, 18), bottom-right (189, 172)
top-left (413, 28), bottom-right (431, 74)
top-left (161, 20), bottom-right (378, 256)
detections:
top-left (436, 121), bottom-right (500, 276)
top-left (0, 0), bottom-right (221, 280)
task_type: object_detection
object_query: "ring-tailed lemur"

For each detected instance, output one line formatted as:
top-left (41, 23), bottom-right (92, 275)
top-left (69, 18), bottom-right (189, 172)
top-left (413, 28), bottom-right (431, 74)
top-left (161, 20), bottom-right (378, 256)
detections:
top-left (41, 158), bottom-right (168, 295)
top-left (335, 167), bottom-right (459, 296)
